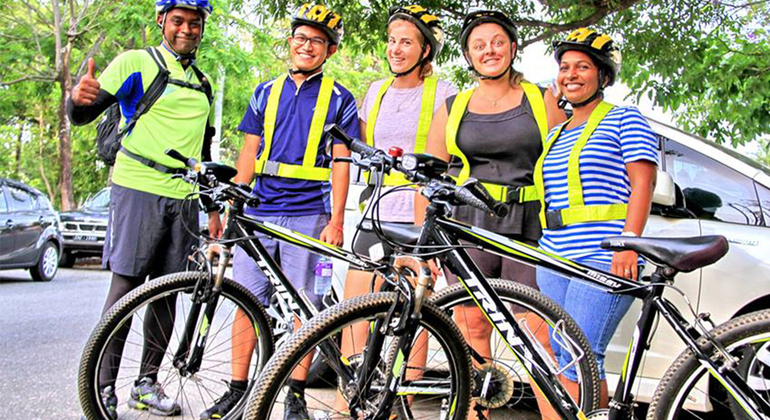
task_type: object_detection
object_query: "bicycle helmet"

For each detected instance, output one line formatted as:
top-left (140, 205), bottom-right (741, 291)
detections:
top-left (459, 10), bottom-right (518, 52)
top-left (553, 28), bottom-right (621, 87)
top-left (155, 0), bottom-right (212, 19)
top-left (388, 5), bottom-right (445, 61)
top-left (459, 10), bottom-right (518, 80)
top-left (291, 3), bottom-right (344, 46)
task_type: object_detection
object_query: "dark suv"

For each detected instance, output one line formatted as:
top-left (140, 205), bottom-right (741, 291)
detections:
top-left (0, 178), bottom-right (63, 281)
top-left (59, 187), bottom-right (110, 267)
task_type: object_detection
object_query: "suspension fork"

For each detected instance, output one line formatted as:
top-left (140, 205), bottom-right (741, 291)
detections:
top-left (173, 207), bottom-right (238, 375)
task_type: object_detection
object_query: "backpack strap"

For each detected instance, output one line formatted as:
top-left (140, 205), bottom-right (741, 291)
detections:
top-left (116, 47), bottom-right (170, 137)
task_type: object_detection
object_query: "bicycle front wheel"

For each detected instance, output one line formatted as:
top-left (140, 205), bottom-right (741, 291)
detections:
top-left (647, 309), bottom-right (770, 420)
top-left (243, 292), bottom-right (472, 420)
top-left (78, 271), bottom-right (274, 420)
top-left (430, 279), bottom-right (600, 417)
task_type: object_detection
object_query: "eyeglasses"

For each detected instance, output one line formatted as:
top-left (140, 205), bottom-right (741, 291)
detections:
top-left (291, 34), bottom-right (328, 47)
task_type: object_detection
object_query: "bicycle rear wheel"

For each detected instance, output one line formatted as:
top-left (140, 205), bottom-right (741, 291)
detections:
top-left (430, 280), bottom-right (600, 418)
top-left (243, 292), bottom-right (472, 420)
top-left (78, 271), bottom-right (274, 420)
top-left (647, 309), bottom-right (770, 420)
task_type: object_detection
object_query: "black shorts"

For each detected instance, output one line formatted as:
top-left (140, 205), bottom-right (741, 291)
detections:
top-left (102, 185), bottom-right (198, 278)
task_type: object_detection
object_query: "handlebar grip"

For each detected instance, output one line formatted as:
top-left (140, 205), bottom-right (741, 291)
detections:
top-left (456, 182), bottom-right (509, 218)
top-left (324, 124), bottom-right (376, 156)
top-left (165, 149), bottom-right (198, 169)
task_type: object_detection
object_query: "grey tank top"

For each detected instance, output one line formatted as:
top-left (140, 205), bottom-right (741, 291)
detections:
top-left (446, 89), bottom-right (543, 240)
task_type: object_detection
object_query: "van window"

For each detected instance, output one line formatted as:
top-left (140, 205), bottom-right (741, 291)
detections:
top-left (7, 186), bottom-right (35, 212)
top-left (757, 182), bottom-right (770, 227)
top-left (664, 139), bottom-right (762, 225)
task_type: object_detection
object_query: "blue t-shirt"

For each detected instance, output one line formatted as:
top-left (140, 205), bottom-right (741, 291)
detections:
top-left (539, 106), bottom-right (659, 264)
top-left (238, 72), bottom-right (360, 216)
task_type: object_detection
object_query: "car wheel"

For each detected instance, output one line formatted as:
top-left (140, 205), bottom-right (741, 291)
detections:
top-left (31, 241), bottom-right (59, 282)
top-left (59, 251), bottom-right (75, 268)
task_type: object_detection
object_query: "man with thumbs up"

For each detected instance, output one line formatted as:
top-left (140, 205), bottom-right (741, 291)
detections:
top-left (68, 1), bottom-right (218, 418)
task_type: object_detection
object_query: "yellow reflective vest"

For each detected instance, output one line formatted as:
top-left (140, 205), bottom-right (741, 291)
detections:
top-left (364, 76), bottom-right (438, 186)
top-left (445, 82), bottom-right (547, 204)
top-left (533, 101), bottom-right (628, 229)
top-left (254, 73), bottom-right (335, 181)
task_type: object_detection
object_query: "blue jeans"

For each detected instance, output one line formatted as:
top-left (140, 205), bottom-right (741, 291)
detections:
top-left (536, 261), bottom-right (634, 381)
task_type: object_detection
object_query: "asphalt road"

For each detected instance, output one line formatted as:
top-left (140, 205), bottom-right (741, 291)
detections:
top-left (0, 265), bottom-right (110, 420)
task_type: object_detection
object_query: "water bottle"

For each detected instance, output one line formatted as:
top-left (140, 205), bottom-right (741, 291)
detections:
top-left (314, 256), bottom-right (333, 296)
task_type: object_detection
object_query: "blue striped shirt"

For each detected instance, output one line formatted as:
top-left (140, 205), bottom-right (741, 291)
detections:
top-left (539, 106), bottom-right (659, 264)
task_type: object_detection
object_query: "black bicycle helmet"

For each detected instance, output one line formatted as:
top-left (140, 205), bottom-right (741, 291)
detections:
top-left (388, 5), bottom-right (445, 61)
top-left (459, 10), bottom-right (518, 52)
top-left (553, 28), bottom-right (621, 87)
top-left (291, 3), bottom-right (344, 46)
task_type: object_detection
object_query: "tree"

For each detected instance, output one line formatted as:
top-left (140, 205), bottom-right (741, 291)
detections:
top-left (259, 0), bottom-right (769, 145)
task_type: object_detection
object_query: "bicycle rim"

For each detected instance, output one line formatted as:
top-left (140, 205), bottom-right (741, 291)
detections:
top-left (79, 272), bottom-right (273, 420)
top-left (430, 280), bottom-right (600, 418)
top-left (244, 292), bottom-right (471, 420)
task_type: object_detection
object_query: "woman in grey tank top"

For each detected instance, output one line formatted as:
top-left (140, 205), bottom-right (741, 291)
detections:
top-left (416, 10), bottom-right (565, 420)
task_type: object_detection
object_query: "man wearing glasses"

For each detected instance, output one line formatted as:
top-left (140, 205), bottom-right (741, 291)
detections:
top-left (200, 4), bottom-right (357, 420)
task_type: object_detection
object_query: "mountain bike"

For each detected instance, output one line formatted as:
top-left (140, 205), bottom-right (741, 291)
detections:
top-left (78, 152), bottom-right (383, 420)
top-left (243, 124), bottom-right (768, 420)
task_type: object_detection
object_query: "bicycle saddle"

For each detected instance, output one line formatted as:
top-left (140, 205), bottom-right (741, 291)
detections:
top-left (359, 220), bottom-right (422, 246)
top-left (600, 235), bottom-right (729, 273)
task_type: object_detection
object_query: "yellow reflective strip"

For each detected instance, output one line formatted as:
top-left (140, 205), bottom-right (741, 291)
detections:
top-left (382, 171), bottom-right (415, 186)
top-left (275, 163), bottom-right (332, 181)
top-left (257, 74), bottom-right (288, 173)
top-left (445, 89), bottom-right (474, 183)
top-left (534, 120), bottom-right (567, 227)
top-left (591, 34), bottom-right (613, 50)
top-left (520, 82), bottom-right (548, 147)
top-left (621, 340), bottom-right (633, 382)
top-left (480, 182), bottom-right (507, 202)
top-left (303, 76), bottom-right (335, 168)
top-left (559, 203), bottom-right (628, 226)
top-left (341, 356), bottom-right (351, 366)
top-left (392, 349), bottom-right (405, 376)
top-left (566, 102), bottom-right (615, 207)
top-left (415, 76), bottom-right (437, 153)
top-left (200, 315), bottom-right (210, 338)
top-left (520, 185), bottom-right (539, 202)
top-left (366, 77), bottom-right (394, 147)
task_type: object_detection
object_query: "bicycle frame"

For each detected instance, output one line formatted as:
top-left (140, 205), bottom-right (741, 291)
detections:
top-left (408, 201), bottom-right (770, 420)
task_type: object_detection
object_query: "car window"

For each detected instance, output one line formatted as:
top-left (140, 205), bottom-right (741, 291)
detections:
top-left (6, 186), bottom-right (35, 212)
top-left (36, 195), bottom-right (52, 212)
top-left (84, 188), bottom-right (110, 211)
top-left (757, 182), bottom-right (770, 227)
top-left (0, 188), bottom-right (7, 213)
top-left (664, 139), bottom-right (762, 225)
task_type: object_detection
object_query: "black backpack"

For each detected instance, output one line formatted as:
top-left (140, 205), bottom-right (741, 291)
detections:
top-left (95, 47), bottom-right (213, 166)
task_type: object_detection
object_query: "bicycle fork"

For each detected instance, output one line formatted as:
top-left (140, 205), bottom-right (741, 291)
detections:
top-left (173, 245), bottom-right (232, 376)
top-left (348, 257), bottom-right (435, 420)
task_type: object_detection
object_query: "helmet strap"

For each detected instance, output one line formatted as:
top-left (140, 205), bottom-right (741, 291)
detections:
top-left (290, 60), bottom-right (326, 76)
top-left (476, 65), bottom-right (510, 81)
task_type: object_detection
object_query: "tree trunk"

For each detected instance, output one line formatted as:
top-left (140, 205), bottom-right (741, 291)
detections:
top-left (14, 125), bottom-right (22, 177)
top-left (57, 46), bottom-right (75, 211)
top-left (38, 109), bottom-right (54, 201)
top-left (52, 0), bottom-right (74, 211)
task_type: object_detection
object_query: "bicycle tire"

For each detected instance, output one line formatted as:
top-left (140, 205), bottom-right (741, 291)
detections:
top-left (430, 279), bottom-right (601, 416)
top-left (243, 292), bottom-right (472, 420)
top-left (647, 309), bottom-right (770, 420)
top-left (78, 271), bottom-right (274, 420)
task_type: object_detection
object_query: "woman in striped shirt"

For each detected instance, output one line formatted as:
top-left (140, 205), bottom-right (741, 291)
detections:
top-left (534, 28), bottom-right (658, 410)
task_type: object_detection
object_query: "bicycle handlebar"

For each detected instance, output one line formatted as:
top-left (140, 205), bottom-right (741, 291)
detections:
top-left (323, 124), bottom-right (508, 218)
